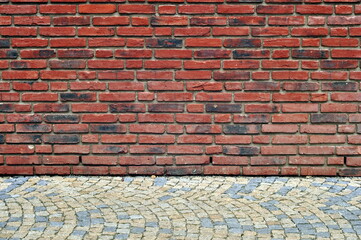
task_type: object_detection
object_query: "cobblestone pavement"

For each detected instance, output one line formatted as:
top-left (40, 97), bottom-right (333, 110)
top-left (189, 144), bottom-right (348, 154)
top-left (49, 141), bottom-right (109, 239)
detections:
top-left (0, 176), bottom-right (360, 240)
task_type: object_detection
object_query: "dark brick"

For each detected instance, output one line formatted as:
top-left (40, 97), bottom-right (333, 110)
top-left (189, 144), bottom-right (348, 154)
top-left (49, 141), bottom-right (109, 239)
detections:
top-left (150, 16), bottom-right (187, 26)
top-left (93, 145), bottom-right (127, 154)
top-left (224, 125), bottom-right (261, 134)
top-left (44, 115), bottom-right (79, 123)
top-left (43, 134), bottom-right (80, 144)
top-left (186, 125), bottom-right (221, 134)
top-left (322, 82), bottom-right (358, 91)
top-left (223, 146), bottom-right (260, 156)
top-left (194, 50), bottom-right (231, 59)
top-left (244, 82), bottom-right (280, 91)
top-left (190, 17), bottom-right (226, 26)
top-left (0, 39), bottom-right (10, 48)
top-left (292, 50), bottom-right (329, 59)
top-left (311, 114), bottom-right (348, 123)
top-left (320, 60), bottom-right (358, 69)
top-left (283, 82), bottom-right (319, 91)
top-left (223, 39), bottom-right (261, 48)
top-left (229, 17), bottom-right (265, 26)
top-left (338, 168), bottom-right (361, 177)
top-left (39, 50), bottom-right (56, 58)
top-left (10, 61), bottom-right (28, 69)
top-left (0, 135), bottom-right (4, 144)
top-left (58, 50), bottom-right (94, 58)
top-left (50, 60), bottom-right (85, 69)
top-left (53, 16), bottom-right (90, 26)
top-left (90, 124), bottom-right (126, 133)
top-left (16, 124), bottom-right (52, 133)
top-left (214, 71), bottom-right (250, 80)
top-left (233, 50), bottom-right (270, 59)
top-left (8, 50), bottom-right (18, 59)
top-left (0, 49), bottom-right (18, 59)
top-left (110, 103), bottom-right (146, 113)
top-left (165, 166), bottom-right (203, 175)
top-left (206, 104), bottom-right (242, 113)
top-left (60, 93), bottom-right (96, 102)
top-left (149, 104), bottom-right (184, 113)
top-left (129, 166), bottom-right (164, 175)
top-left (146, 39), bottom-right (183, 48)
top-left (0, 104), bottom-right (14, 113)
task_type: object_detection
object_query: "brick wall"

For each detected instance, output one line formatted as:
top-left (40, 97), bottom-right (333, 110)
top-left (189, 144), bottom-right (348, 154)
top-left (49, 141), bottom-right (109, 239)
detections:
top-left (0, 0), bottom-right (361, 176)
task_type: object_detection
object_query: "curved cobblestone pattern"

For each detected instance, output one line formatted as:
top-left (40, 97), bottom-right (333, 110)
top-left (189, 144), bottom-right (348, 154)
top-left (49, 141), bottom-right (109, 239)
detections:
top-left (0, 176), bottom-right (361, 239)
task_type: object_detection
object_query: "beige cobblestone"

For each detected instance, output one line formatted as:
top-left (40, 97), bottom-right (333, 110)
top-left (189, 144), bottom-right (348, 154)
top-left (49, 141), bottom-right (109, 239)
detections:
top-left (0, 176), bottom-right (360, 239)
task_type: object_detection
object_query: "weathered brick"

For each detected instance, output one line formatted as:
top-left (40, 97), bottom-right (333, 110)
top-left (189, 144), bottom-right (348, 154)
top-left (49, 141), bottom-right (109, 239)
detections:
top-left (251, 156), bottom-right (287, 165)
top-left (224, 125), bottom-right (261, 135)
top-left (311, 114), bottom-right (348, 123)
top-left (43, 134), bottom-right (80, 144)
top-left (205, 104), bottom-right (242, 113)
top-left (223, 146), bottom-right (260, 156)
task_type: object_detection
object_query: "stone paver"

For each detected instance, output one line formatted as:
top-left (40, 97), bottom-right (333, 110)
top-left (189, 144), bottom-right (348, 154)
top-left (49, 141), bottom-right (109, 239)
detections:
top-left (0, 176), bottom-right (360, 239)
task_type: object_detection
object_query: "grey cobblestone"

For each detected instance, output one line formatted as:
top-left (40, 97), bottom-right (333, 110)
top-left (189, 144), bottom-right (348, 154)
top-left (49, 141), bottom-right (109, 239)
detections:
top-left (0, 176), bottom-right (360, 239)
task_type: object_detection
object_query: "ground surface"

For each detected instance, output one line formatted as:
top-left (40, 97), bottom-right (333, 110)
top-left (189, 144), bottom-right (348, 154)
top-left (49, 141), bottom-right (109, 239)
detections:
top-left (0, 176), bottom-right (360, 240)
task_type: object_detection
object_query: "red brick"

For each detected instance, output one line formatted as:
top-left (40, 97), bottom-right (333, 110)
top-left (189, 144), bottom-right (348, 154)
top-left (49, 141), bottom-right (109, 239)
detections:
top-left (251, 156), bottom-right (287, 165)
top-left (139, 135), bottom-right (175, 144)
top-left (79, 4), bottom-right (116, 14)
top-left (0, 5), bottom-right (37, 14)
top-left (213, 27), bottom-right (248, 36)
top-left (168, 145), bottom-right (203, 154)
top-left (73, 166), bottom-right (109, 175)
top-left (40, 5), bottom-right (76, 14)
top-left (204, 166), bottom-right (240, 175)
top-left (129, 166), bottom-right (164, 175)
top-left (257, 5), bottom-right (294, 14)
top-left (300, 167), bottom-right (337, 176)
top-left (35, 166), bottom-right (70, 175)
top-left (6, 156), bottom-right (41, 165)
top-left (272, 114), bottom-right (308, 123)
top-left (178, 135), bottom-right (212, 144)
top-left (43, 155), bottom-right (79, 165)
top-left (14, 16), bottom-right (51, 26)
top-left (82, 114), bottom-right (117, 123)
top-left (299, 146), bottom-right (335, 155)
top-left (92, 145), bottom-right (127, 154)
top-left (272, 135), bottom-right (307, 144)
top-left (261, 146), bottom-right (298, 155)
top-left (243, 167), bottom-right (279, 175)
top-left (0, 166), bottom-right (33, 175)
top-left (159, 5), bottom-right (176, 14)
top-left (296, 5), bottom-right (333, 15)
top-left (109, 166), bottom-right (127, 175)
top-left (185, 38), bottom-right (222, 48)
top-left (174, 27), bottom-right (211, 36)
top-left (262, 124), bottom-right (298, 133)
top-left (54, 145), bottom-right (90, 154)
top-left (176, 156), bottom-right (209, 165)
top-left (82, 156), bottom-right (118, 165)
top-left (130, 145), bottom-right (166, 154)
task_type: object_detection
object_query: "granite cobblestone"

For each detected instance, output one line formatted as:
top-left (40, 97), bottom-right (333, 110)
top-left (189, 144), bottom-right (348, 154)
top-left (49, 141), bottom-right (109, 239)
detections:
top-left (0, 176), bottom-right (360, 239)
